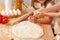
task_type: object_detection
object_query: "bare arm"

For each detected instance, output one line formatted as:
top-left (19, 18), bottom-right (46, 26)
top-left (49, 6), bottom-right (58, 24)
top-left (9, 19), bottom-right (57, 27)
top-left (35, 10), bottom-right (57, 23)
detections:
top-left (40, 3), bottom-right (60, 12)
top-left (28, 16), bottom-right (53, 24)
top-left (37, 17), bottom-right (52, 24)
top-left (44, 13), bottom-right (60, 17)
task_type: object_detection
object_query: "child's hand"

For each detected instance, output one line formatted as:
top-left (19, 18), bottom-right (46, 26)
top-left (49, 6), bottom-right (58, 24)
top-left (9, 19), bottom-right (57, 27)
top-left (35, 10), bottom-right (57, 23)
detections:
top-left (33, 10), bottom-right (40, 16)
top-left (33, 12), bottom-right (45, 19)
top-left (28, 16), bottom-right (37, 23)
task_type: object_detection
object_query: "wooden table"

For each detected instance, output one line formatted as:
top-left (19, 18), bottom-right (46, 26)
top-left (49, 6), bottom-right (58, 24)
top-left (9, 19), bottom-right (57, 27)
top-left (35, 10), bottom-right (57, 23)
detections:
top-left (0, 6), bottom-right (55, 40)
top-left (41, 24), bottom-right (55, 40)
top-left (0, 24), bottom-right (55, 40)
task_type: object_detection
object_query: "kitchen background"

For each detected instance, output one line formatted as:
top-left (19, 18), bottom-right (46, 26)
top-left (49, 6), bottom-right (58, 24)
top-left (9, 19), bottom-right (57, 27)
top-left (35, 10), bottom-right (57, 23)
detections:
top-left (0, 0), bottom-right (60, 6)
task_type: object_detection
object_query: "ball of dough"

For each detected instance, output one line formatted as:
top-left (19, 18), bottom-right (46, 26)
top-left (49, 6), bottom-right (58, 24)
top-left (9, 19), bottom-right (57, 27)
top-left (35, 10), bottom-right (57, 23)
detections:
top-left (12, 21), bottom-right (43, 38)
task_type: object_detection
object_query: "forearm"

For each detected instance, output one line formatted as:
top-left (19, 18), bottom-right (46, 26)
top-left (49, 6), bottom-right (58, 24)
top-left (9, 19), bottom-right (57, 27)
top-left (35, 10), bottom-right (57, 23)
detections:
top-left (37, 17), bottom-right (52, 24)
top-left (44, 13), bottom-right (60, 17)
top-left (40, 3), bottom-right (60, 12)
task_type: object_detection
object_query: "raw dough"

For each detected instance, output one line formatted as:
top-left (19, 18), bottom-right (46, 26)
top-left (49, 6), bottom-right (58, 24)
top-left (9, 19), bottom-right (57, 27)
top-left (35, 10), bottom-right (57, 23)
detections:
top-left (12, 21), bottom-right (43, 38)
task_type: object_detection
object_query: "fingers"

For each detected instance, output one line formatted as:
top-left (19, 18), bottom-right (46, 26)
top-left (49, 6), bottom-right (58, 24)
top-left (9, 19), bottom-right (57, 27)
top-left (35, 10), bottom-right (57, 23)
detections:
top-left (28, 16), bottom-right (37, 23)
top-left (33, 10), bottom-right (40, 18)
top-left (33, 9), bottom-right (45, 18)
top-left (33, 10), bottom-right (39, 15)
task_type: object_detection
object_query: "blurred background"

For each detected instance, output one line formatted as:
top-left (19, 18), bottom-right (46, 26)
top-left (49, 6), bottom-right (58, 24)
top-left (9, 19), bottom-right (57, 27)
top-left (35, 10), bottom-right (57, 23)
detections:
top-left (0, 0), bottom-right (15, 6)
top-left (0, 0), bottom-right (60, 6)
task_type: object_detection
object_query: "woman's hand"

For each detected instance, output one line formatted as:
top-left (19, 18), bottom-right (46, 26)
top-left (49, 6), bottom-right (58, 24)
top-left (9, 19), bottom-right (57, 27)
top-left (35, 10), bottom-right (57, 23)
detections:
top-left (28, 16), bottom-right (37, 23)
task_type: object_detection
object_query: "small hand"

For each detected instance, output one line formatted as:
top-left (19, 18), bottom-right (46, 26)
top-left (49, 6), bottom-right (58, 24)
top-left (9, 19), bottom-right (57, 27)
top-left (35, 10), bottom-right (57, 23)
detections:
top-left (33, 12), bottom-right (45, 19)
top-left (28, 16), bottom-right (37, 23)
top-left (33, 10), bottom-right (40, 16)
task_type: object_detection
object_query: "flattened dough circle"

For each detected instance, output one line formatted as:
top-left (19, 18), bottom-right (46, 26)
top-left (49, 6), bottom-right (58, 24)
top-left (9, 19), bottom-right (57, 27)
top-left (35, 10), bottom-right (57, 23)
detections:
top-left (12, 21), bottom-right (43, 38)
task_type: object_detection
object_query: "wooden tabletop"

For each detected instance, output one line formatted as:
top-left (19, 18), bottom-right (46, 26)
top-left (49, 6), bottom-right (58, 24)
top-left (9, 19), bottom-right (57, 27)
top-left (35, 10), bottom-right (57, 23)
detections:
top-left (0, 6), bottom-right (55, 40)
top-left (41, 24), bottom-right (55, 40)
top-left (0, 24), bottom-right (55, 40)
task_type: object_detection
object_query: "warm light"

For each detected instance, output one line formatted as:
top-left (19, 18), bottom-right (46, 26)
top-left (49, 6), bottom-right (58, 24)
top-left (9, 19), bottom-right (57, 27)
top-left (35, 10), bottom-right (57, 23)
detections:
top-left (16, 0), bottom-right (22, 10)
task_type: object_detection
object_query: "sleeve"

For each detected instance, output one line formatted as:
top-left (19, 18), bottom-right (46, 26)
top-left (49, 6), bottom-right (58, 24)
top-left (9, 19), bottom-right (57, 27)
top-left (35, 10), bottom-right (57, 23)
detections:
top-left (46, 3), bottom-right (53, 8)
